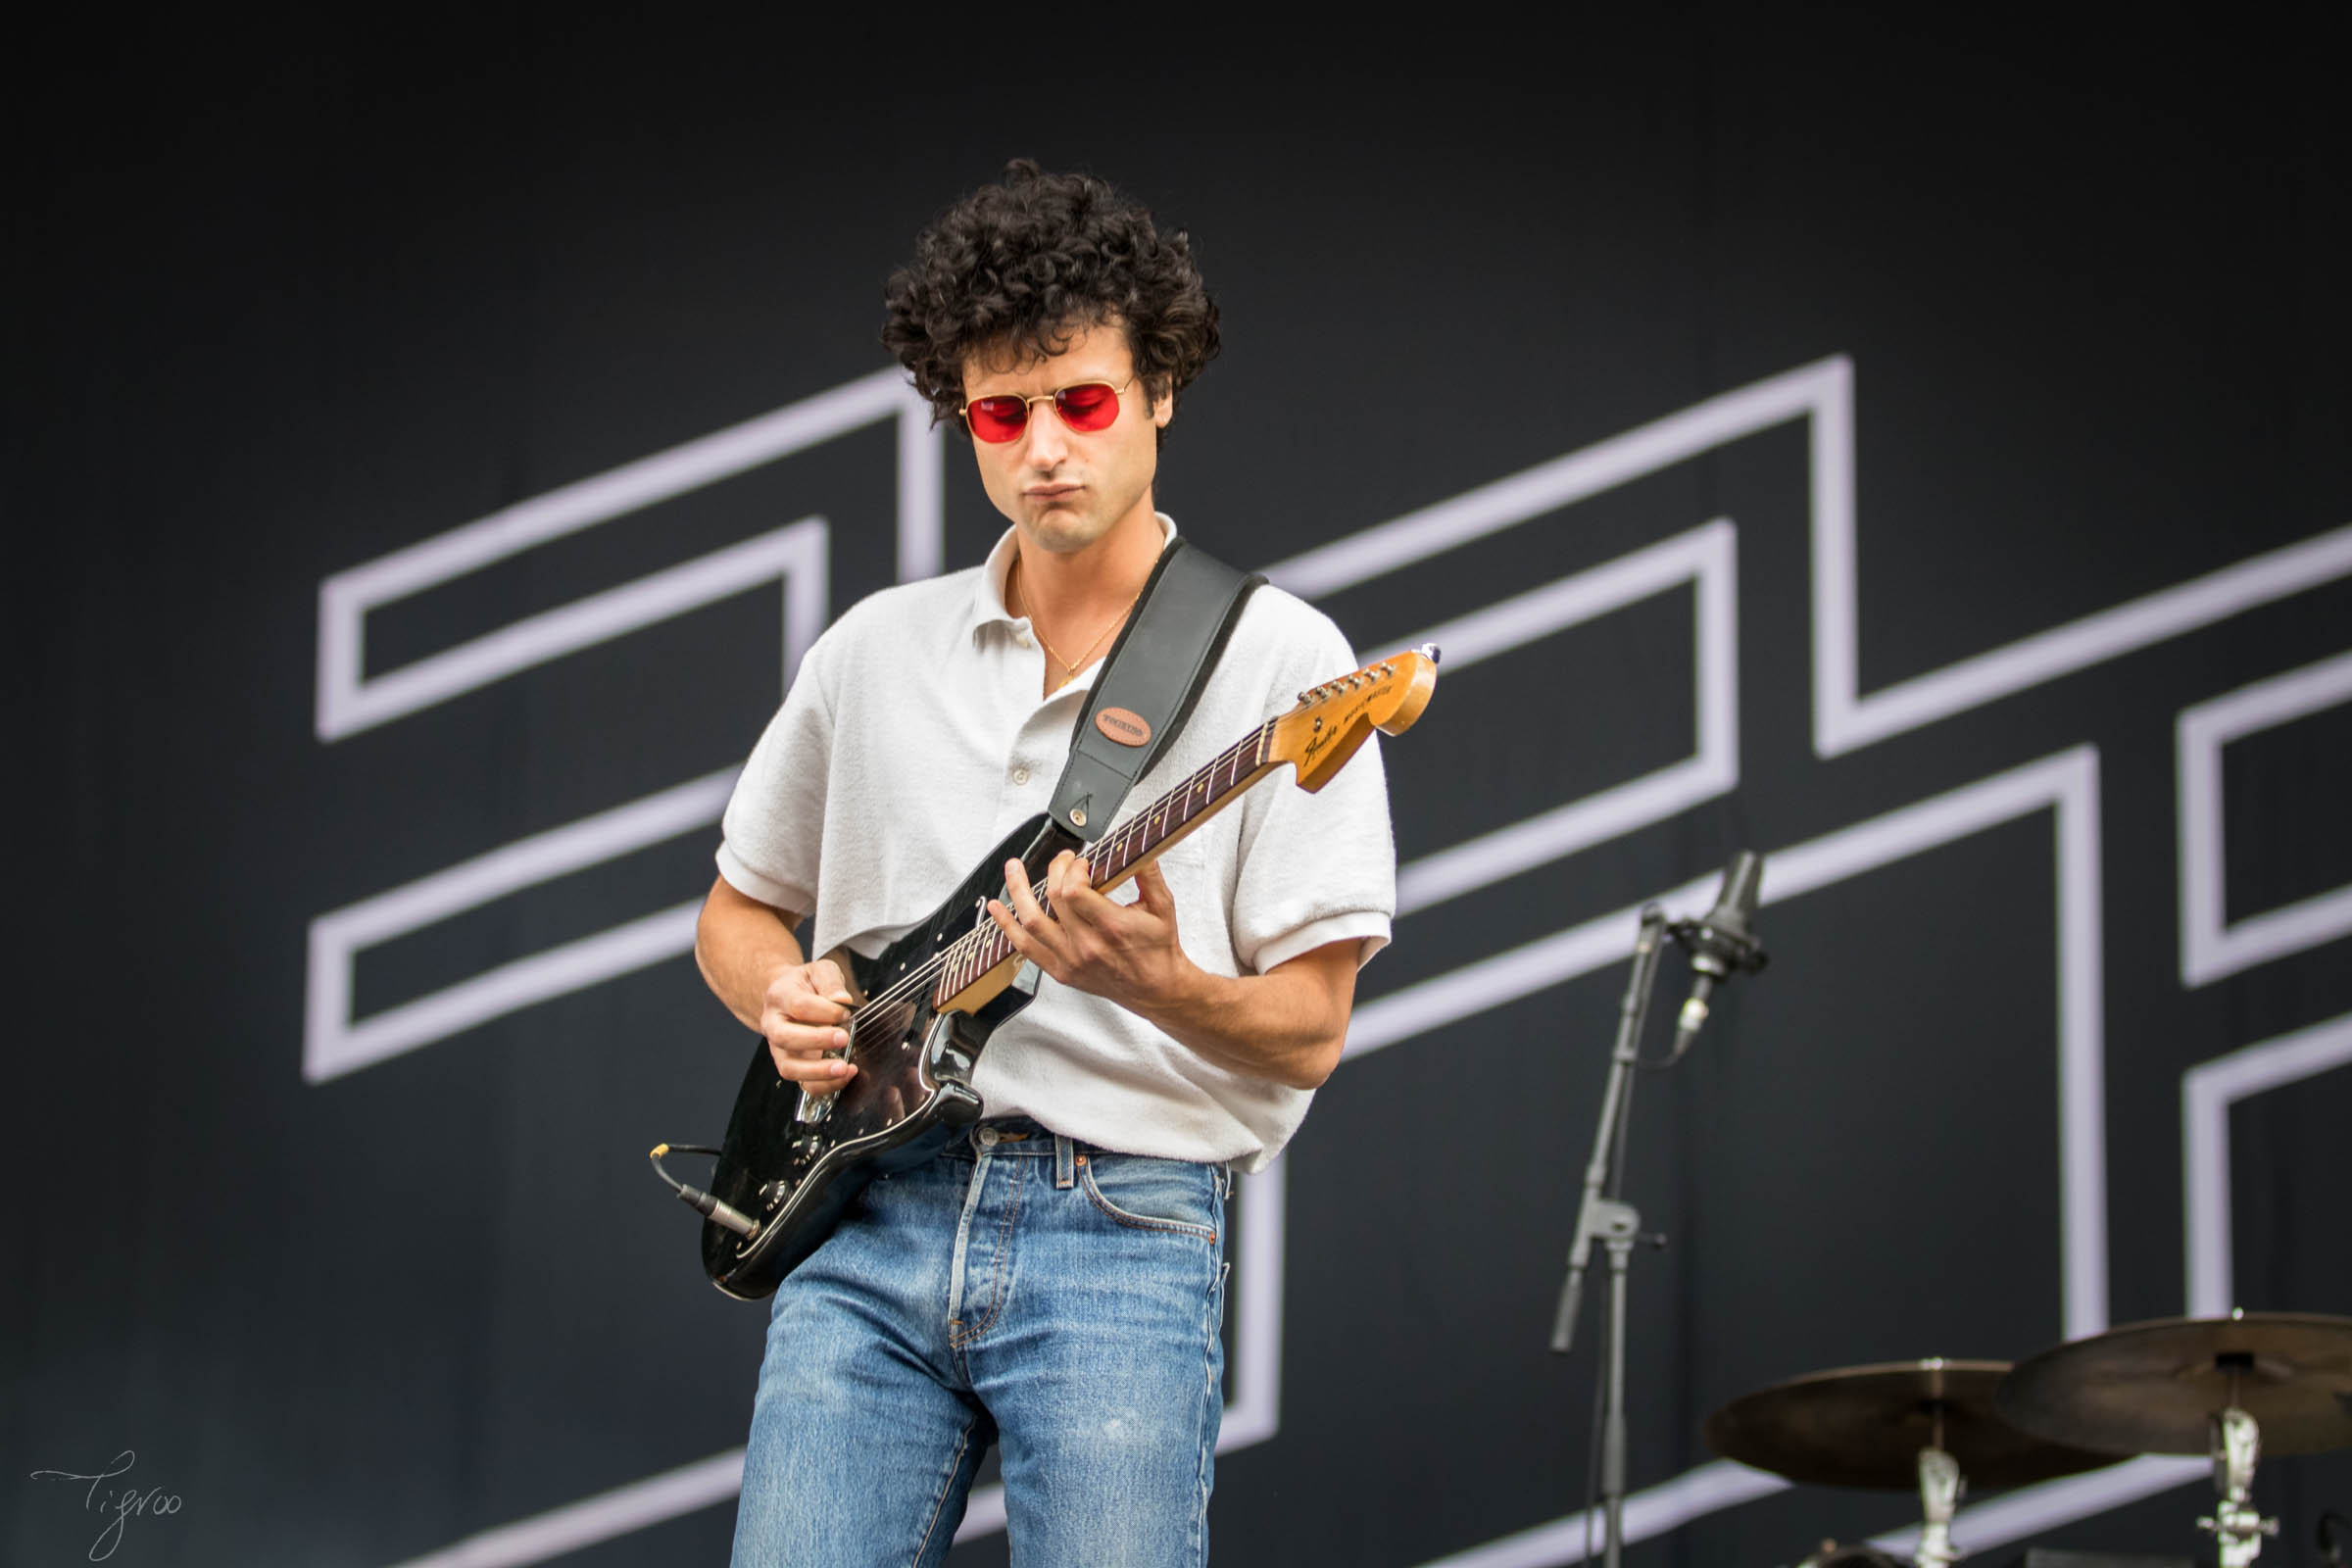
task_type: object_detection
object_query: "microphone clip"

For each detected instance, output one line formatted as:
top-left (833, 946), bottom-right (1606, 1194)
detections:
top-left (1664, 915), bottom-right (1769, 980)
top-left (1656, 851), bottom-right (1770, 1066)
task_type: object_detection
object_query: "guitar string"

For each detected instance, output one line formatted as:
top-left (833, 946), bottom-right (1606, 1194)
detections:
top-left (839, 717), bottom-right (1275, 1033)
top-left (822, 717), bottom-right (1280, 1050)
top-left (824, 655), bottom-right (1395, 1040)
top-left (924, 668), bottom-right (1387, 1007)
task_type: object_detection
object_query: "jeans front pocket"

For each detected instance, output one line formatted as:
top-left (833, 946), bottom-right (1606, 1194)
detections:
top-left (1076, 1152), bottom-right (1221, 1243)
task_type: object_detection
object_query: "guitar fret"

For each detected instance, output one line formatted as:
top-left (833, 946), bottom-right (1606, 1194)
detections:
top-left (726, 660), bottom-right (1426, 1300)
top-left (1075, 718), bottom-right (1277, 894)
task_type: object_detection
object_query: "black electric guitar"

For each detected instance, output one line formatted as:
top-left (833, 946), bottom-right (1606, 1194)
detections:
top-left (684, 646), bottom-right (1439, 1300)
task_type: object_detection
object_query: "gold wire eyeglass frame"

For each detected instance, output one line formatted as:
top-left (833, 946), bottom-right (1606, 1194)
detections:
top-left (956, 374), bottom-right (1138, 442)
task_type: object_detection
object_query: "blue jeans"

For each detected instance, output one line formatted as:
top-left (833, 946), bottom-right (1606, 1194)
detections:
top-left (731, 1117), bottom-right (1231, 1567)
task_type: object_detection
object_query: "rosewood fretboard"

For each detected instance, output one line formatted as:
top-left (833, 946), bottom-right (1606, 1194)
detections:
top-left (930, 718), bottom-right (1278, 1004)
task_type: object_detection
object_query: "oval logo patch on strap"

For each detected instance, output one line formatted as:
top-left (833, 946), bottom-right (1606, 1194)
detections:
top-left (1095, 707), bottom-right (1152, 748)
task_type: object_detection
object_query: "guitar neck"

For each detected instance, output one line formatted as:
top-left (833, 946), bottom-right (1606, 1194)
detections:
top-left (931, 720), bottom-right (1276, 1004)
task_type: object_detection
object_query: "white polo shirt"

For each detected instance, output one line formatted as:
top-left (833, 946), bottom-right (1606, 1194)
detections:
top-left (714, 517), bottom-right (1396, 1171)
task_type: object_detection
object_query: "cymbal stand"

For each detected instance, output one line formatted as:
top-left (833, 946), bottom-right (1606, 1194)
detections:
top-left (2199, 1363), bottom-right (2280, 1568)
top-left (1914, 1398), bottom-right (1964, 1568)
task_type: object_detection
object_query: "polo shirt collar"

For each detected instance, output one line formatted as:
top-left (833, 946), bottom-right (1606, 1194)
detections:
top-left (968, 512), bottom-right (1182, 647)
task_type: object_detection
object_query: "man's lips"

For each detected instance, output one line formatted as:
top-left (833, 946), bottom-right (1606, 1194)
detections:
top-left (1026, 483), bottom-right (1083, 502)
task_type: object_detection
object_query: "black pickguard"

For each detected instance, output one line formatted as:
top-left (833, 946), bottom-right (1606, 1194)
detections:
top-left (700, 811), bottom-right (1081, 1299)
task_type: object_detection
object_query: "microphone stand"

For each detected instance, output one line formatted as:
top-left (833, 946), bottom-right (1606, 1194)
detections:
top-left (1550, 904), bottom-right (1671, 1568)
top-left (1549, 857), bottom-right (1768, 1568)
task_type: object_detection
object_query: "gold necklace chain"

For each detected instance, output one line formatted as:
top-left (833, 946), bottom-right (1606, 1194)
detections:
top-left (1011, 556), bottom-right (1141, 687)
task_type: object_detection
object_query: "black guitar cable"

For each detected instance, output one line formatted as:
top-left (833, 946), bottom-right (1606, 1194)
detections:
top-left (649, 1144), bottom-right (761, 1239)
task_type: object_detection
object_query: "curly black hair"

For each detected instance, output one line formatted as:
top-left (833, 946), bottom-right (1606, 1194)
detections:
top-left (881, 161), bottom-right (1220, 440)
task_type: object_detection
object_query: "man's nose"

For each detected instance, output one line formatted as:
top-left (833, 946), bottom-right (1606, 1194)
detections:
top-left (1020, 400), bottom-right (1068, 465)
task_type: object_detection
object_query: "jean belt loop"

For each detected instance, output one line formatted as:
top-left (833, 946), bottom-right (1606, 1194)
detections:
top-left (1054, 1133), bottom-right (1076, 1190)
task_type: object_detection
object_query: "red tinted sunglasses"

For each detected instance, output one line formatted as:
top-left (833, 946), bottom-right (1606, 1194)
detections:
top-left (958, 376), bottom-right (1133, 443)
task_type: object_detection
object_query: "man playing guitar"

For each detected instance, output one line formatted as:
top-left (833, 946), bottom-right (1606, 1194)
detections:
top-left (695, 161), bottom-right (1397, 1566)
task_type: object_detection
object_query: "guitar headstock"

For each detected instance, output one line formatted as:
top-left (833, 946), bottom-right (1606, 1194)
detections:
top-left (1268, 645), bottom-right (1440, 793)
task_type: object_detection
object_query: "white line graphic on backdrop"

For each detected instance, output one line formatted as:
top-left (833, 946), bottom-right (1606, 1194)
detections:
top-left (305, 769), bottom-right (739, 1084)
top-left (2176, 648), bottom-right (2352, 986)
top-left (1383, 519), bottom-right (1738, 914)
top-left (2181, 1009), bottom-right (2352, 1317)
top-left (1417, 1461), bottom-right (1791, 1568)
top-left (387, 1450), bottom-right (749, 1568)
top-left (357, 356), bottom-right (2351, 1566)
top-left (308, 368), bottom-right (942, 1082)
top-left (328, 519), bottom-right (830, 747)
top-left (1377, 746), bottom-right (2108, 1567)
top-left (1261, 357), bottom-right (2352, 761)
top-left (372, 508), bottom-right (1737, 1562)
top-left (1821, 515), bottom-right (2352, 759)
top-left (305, 522), bottom-right (824, 1081)
top-left (387, 742), bottom-right (2111, 1568)
top-left (316, 368), bottom-right (936, 739)
top-left (316, 352), bottom-right (2352, 1078)
top-left (1353, 746), bottom-right (2110, 1338)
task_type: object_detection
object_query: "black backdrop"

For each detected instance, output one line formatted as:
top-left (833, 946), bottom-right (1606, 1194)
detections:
top-left (9, 12), bottom-right (2350, 1567)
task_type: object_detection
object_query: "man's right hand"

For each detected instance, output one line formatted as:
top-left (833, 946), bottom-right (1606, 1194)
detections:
top-left (759, 957), bottom-right (858, 1094)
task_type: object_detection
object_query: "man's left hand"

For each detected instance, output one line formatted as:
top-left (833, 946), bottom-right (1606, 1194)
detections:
top-left (988, 852), bottom-right (1198, 1014)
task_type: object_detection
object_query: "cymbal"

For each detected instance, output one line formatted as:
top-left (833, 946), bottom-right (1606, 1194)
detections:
top-left (1703, 1359), bottom-right (2120, 1490)
top-left (1994, 1312), bottom-right (2352, 1457)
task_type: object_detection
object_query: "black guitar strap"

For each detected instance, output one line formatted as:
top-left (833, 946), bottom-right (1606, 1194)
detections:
top-left (1048, 537), bottom-right (1261, 843)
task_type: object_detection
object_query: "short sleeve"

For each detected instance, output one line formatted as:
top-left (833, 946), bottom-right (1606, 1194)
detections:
top-left (714, 643), bottom-right (836, 918)
top-left (1225, 603), bottom-right (1397, 976)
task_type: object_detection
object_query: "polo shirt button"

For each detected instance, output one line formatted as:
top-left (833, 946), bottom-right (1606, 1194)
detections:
top-left (1011, 767), bottom-right (1030, 785)
top-left (1015, 632), bottom-right (1034, 649)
